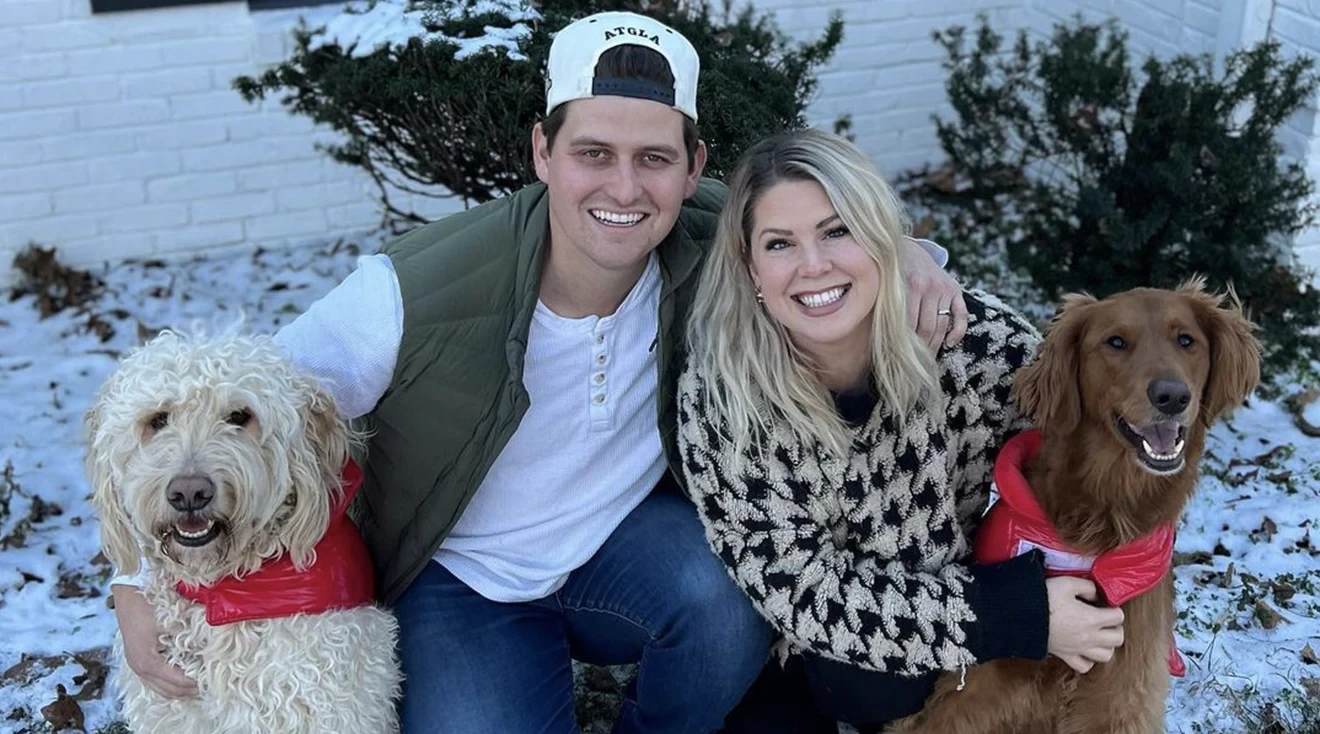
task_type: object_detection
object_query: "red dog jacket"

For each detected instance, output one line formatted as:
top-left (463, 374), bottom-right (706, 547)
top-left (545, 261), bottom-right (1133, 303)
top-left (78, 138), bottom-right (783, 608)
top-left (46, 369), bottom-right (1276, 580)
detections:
top-left (176, 459), bottom-right (377, 626)
top-left (976, 430), bottom-right (1186, 677)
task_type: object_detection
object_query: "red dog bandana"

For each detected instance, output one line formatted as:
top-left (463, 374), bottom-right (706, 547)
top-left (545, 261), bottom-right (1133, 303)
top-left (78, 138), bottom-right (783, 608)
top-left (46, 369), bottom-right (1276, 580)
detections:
top-left (176, 460), bottom-right (377, 626)
top-left (976, 430), bottom-right (1186, 677)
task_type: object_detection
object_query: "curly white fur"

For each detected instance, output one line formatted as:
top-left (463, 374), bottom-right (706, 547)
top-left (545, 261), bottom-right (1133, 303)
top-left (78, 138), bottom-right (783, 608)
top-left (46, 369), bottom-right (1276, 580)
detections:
top-left (86, 331), bottom-right (401, 734)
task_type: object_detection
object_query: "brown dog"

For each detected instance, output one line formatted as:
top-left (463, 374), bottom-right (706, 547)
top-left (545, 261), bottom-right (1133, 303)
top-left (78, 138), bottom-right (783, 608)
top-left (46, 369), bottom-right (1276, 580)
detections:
top-left (887, 279), bottom-right (1260, 734)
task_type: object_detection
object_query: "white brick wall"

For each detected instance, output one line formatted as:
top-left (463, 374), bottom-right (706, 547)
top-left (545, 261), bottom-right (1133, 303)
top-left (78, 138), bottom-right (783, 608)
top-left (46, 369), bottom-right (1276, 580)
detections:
top-left (750, 0), bottom-right (1030, 178)
top-left (1029, 0), bottom-right (1224, 59)
top-left (1272, 0), bottom-right (1320, 273)
top-left (0, 0), bottom-right (460, 283)
top-left (1, 0), bottom-right (1317, 283)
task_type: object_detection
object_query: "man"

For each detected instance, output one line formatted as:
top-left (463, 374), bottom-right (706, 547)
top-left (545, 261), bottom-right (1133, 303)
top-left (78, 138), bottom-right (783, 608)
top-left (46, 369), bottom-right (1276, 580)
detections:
top-left (109, 11), bottom-right (967, 732)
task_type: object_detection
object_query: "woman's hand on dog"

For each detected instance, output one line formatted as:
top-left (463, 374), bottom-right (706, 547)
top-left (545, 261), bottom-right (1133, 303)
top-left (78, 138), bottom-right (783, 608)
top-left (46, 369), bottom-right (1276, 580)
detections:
top-left (1045, 576), bottom-right (1126, 674)
top-left (112, 585), bottom-right (200, 699)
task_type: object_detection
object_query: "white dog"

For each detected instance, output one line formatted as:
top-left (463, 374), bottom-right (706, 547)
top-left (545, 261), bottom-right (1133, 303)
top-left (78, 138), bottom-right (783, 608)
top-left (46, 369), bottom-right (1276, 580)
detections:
top-left (86, 331), bottom-right (401, 734)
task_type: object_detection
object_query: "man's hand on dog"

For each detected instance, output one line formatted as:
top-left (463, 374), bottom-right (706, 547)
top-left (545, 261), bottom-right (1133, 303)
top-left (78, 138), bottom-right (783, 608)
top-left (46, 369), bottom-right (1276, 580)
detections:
top-left (1045, 576), bottom-right (1126, 674)
top-left (112, 585), bottom-right (200, 698)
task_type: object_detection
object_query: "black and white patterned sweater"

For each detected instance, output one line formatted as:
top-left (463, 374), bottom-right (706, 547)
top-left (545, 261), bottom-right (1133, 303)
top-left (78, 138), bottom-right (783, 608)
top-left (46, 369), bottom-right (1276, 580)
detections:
top-left (677, 290), bottom-right (1049, 677)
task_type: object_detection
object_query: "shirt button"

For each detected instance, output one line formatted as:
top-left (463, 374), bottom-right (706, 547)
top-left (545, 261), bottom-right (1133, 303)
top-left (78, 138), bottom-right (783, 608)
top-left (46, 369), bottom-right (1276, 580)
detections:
top-left (595, 334), bottom-right (605, 345)
top-left (596, 354), bottom-right (607, 365)
top-left (594, 373), bottom-right (605, 384)
top-left (593, 394), bottom-right (606, 405)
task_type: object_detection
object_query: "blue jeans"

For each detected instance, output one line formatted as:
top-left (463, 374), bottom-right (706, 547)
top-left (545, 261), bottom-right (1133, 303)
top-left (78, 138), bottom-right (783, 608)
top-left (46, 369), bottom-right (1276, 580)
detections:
top-left (391, 486), bottom-right (773, 734)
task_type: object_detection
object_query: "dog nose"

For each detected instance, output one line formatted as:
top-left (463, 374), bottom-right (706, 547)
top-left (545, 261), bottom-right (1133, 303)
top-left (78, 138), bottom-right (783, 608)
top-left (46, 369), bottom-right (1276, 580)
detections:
top-left (167, 475), bottom-right (215, 512)
top-left (1147, 378), bottom-right (1191, 415)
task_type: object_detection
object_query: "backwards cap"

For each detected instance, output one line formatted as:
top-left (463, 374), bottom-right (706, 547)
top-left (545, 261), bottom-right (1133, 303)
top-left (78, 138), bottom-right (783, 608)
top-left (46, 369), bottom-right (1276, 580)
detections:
top-left (545, 11), bottom-right (699, 121)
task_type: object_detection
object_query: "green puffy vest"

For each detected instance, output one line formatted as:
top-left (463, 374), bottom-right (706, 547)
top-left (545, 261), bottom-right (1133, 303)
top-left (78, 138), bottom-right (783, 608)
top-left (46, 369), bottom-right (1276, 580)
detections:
top-left (355, 179), bottom-right (726, 604)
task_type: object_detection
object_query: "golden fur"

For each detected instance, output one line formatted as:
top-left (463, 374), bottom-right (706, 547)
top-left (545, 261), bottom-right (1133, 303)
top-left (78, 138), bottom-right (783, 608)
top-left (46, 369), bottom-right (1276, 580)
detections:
top-left (886, 279), bottom-right (1261, 734)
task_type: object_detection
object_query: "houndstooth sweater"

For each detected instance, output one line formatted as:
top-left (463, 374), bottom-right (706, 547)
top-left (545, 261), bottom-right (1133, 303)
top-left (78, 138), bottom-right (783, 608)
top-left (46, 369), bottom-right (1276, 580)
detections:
top-left (677, 291), bottom-right (1045, 676)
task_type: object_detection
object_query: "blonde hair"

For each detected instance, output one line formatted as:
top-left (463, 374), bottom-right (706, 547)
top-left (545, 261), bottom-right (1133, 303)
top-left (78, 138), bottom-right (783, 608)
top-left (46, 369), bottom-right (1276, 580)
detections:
top-left (688, 128), bottom-right (939, 457)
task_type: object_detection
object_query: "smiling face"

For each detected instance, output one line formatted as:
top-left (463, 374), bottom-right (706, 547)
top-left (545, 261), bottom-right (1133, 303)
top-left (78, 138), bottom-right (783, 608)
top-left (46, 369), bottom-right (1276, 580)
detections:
top-left (1015, 285), bottom-right (1260, 479)
top-left (85, 333), bottom-right (348, 586)
top-left (532, 96), bottom-right (705, 282)
top-left (1077, 292), bottom-right (1214, 475)
top-left (747, 179), bottom-right (880, 370)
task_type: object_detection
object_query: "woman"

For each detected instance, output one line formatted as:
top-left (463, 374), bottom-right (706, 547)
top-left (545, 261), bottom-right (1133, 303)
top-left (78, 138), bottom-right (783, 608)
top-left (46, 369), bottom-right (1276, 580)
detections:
top-left (676, 129), bottom-right (1126, 732)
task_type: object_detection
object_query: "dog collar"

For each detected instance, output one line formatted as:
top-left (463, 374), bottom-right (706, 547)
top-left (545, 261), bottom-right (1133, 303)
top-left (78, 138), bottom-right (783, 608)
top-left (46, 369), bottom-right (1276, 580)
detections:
top-left (976, 429), bottom-right (1185, 677)
top-left (176, 459), bottom-right (376, 626)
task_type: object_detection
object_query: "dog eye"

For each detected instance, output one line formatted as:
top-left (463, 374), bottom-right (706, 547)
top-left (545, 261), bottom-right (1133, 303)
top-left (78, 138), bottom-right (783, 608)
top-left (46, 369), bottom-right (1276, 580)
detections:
top-left (148, 412), bottom-right (169, 431)
top-left (1177, 334), bottom-right (1195, 348)
top-left (1106, 336), bottom-right (1128, 350)
top-left (226, 409), bottom-right (252, 427)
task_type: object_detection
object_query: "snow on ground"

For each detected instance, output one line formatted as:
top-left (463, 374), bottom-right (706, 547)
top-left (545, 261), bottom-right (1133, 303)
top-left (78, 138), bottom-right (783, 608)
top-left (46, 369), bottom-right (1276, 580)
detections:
top-left (0, 242), bottom-right (362, 733)
top-left (0, 240), bottom-right (1316, 732)
top-left (1170, 401), bottom-right (1320, 732)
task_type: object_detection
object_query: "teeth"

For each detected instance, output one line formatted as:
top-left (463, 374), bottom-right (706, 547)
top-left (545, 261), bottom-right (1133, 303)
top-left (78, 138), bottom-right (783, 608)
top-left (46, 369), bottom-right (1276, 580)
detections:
top-left (797, 287), bottom-right (846, 309)
top-left (591, 210), bottom-right (644, 225)
top-left (1140, 439), bottom-right (1185, 462)
top-left (175, 520), bottom-right (215, 539)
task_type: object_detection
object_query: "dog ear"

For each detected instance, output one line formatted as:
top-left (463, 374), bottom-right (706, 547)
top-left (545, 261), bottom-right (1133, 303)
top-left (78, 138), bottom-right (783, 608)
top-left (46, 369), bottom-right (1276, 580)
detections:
top-left (84, 395), bottom-right (142, 576)
top-left (283, 385), bottom-right (351, 570)
top-left (1012, 293), bottom-right (1096, 435)
top-left (1182, 279), bottom-right (1261, 423)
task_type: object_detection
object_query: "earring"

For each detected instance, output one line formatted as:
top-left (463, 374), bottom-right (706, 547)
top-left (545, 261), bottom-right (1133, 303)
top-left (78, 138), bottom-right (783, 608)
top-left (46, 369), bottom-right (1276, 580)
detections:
top-left (755, 288), bottom-right (764, 304)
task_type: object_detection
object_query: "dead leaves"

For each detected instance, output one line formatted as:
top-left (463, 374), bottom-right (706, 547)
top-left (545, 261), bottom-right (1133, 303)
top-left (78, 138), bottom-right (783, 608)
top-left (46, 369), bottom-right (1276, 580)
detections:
top-left (3, 649), bottom-right (110, 732)
top-left (922, 165), bottom-right (959, 195)
top-left (1218, 445), bottom-right (1298, 488)
top-left (39, 684), bottom-right (83, 732)
top-left (67, 650), bottom-right (109, 703)
top-left (2, 655), bottom-right (66, 688)
top-left (1174, 550), bottom-right (1213, 566)
top-left (0, 460), bottom-right (17, 534)
top-left (7, 244), bottom-right (120, 345)
top-left (1302, 643), bottom-right (1319, 666)
top-left (8, 245), bottom-right (103, 319)
top-left (1186, 554), bottom-right (1315, 633)
top-left (912, 215), bottom-right (938, 240)
top-left (1253, 599), bottom-right (1289, 630)
top-left (1252, 517), bottom-right (1279, 544)
top-left (1287, 388), bottom-right (1320, 438)
top-left (1, 648), bottom-right (108, 700)
top-left (2, 493), bottom-right (63, 551)
top-left (1, 459), bottom-right (68, 550)
top-left (135, 319), bottom-right (163, 345)
top-left (1270, 579), bottom-right (1297, 604)
top-left (54, 572), bottom-right (101, 600)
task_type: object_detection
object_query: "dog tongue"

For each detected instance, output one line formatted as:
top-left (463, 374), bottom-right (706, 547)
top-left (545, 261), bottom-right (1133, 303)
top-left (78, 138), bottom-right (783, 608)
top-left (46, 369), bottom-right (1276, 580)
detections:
top-left (176, 516), bottom-right (210, 534)
top-left (1137, 422), bottom-right (1181, 455)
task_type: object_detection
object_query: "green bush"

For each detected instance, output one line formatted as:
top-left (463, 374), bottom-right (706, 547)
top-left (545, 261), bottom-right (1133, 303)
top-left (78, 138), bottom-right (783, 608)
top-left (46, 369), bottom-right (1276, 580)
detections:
top-left (233, 0), bottom-right (845, 225)
top-left (901, 15), bottom-right (1320, 380)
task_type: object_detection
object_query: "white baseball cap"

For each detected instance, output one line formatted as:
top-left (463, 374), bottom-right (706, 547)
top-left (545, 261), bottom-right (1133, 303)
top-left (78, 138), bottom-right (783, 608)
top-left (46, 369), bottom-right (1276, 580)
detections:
top-left (545, 11), bottom-right (700, 122)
